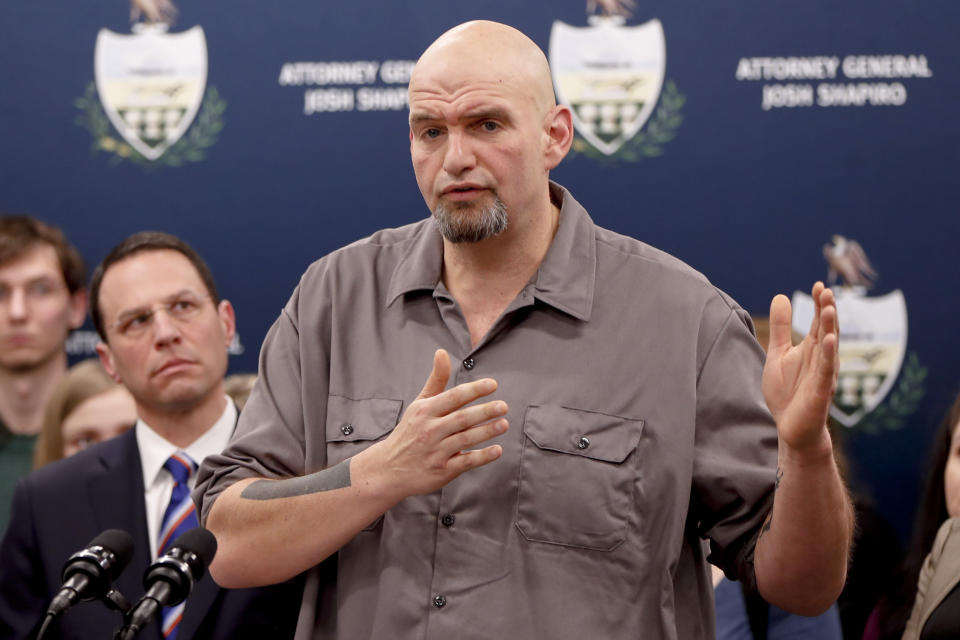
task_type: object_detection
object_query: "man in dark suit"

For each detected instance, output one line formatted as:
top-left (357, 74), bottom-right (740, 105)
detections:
top-left (0, 232), bottom-right (301, 639)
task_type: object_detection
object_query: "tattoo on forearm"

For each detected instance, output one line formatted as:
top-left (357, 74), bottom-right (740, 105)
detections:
top-left (758, 467), bottom-right (783, 540)
top-left (241, 459), bottom-right (351, 500)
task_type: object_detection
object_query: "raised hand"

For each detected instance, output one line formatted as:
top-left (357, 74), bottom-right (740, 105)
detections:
top-left (762, 282), bottom-right (839, 453)
top-left (364, 349), bottom-right (509, 499)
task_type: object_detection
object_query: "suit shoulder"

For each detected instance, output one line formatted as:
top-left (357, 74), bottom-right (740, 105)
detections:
top-left (21, 434), bottom-right (128, 494)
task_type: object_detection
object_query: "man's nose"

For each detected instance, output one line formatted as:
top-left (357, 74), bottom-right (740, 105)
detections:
top-left (151, 308), bottom-right (182, 345)
top-left (442, 131), bottom-right (476, 176)
top-left (6, 288), bottom-right (28, 321)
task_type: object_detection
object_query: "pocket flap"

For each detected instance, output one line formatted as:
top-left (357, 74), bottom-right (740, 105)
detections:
top-left (523, 405), bottom-right (643, 464)
top-left (325, 395), bottom-right (403, 443)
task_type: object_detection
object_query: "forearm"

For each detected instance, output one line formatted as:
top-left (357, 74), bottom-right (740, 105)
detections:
top-left (754, 431), bottom-right (854, 615)
top-left (206, 447), bottom-right (401, 588)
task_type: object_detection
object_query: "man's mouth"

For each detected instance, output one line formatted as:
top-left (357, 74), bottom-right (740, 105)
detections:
top-left (153, 358), bottom-right (194, 377)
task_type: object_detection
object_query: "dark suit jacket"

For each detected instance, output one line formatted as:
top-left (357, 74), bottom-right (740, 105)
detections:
top-left (0, 429), bottom-right (303, 640)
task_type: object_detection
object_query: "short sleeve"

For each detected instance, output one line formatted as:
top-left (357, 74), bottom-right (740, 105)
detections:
top-left (195, 269), bottom-right (332, 526)
top-left (690, 300), bottom-right (778, 589)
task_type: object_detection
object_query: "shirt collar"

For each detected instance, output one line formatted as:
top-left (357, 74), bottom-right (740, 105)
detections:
top-left (386, 181), bottom-right (596, 321)
top-left (138, 398), bottom-right (238, 489)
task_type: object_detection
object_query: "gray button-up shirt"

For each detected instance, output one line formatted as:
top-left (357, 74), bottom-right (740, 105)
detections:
top-left (196, 183), bottom-right (777, 640)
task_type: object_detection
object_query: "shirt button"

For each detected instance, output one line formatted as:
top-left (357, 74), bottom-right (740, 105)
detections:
top-left (441, 513), bottom-right (455, 527)
top-left (462, 357), bottom-right (475, 370)
top-left (576, 436), bottom-right (590, 450)
top-left (340, 423), bottom-right (354, 436)
top-left (433, 594), bottom-right (447, 608)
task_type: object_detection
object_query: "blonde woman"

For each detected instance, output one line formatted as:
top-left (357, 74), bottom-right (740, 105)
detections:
top-left (33, 359), bottom-right (137, 468)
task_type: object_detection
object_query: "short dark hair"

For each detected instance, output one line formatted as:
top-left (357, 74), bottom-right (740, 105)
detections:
top-left (90, 232), bottom-right (221, 341)
top-left (0, 216), bottom-right (86, 294)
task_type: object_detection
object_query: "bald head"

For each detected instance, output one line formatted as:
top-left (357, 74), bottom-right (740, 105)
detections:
top-left (411, 20), bottom-right (557, 116)
top-left (407, 21), bottom-right (573, 237)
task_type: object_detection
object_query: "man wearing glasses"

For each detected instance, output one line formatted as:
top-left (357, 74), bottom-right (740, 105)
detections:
top-left (0, 232), bottom-right (301, 639)
top-left (0, 216), bottom-right (87, 535)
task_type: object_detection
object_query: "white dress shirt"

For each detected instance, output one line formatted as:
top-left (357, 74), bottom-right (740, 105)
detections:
top-left (137, 399), bottom-right (237, 559)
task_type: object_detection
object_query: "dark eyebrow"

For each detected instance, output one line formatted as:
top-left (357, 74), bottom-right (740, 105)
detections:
top-left (409, 108), bottom-right (513, 126)
top-left (463, 108), bottom-right (511, 123)
top-left (114, 289), bottom-right (199, 322)
top-left (409, 112), bottom-right (439, 125)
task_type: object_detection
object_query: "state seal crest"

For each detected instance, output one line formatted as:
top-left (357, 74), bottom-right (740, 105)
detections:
top-left (75, 0), bottom-right (225, 166)
top-left (792, 236), bottom-right (926, 432)
top-left (549, 1), bottom-right (684, 161)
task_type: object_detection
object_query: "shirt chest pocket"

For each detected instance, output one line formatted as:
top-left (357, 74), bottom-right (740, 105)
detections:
top-left (516, 405), bottom-right (643, 551)
top-left (325, 395), bottom-right (403, 467)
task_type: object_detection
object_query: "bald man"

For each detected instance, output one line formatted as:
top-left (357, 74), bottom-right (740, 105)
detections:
top-left (196, 21), bottom-right (852, 640)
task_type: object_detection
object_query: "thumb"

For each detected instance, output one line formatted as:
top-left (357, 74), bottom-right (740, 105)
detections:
top-left (768, 294), bottom-right (793, 354)
top-left (416, 349), bottom-right (451, 400)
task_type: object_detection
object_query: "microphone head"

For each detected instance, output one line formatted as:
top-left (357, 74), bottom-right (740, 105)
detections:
top-left (143, 528), bottom-right (217, 606)
top-left (61, 528), bottom-right (135, 600)
top-left (86, 529), bottom-right (135, 577)
top-left (170, 527), bottom-right (217, 573)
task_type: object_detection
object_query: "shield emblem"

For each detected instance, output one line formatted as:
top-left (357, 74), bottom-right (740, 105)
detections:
top-left (792, 289), bottom-right (908, 428)
top-left (94, 24), bottom-right (207, 160)
top-left (549, 18), bottom-right (665, 156)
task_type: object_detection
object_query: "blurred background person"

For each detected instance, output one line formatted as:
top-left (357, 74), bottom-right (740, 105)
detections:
top-left (33, 358), bottom-right (137, 468)
top-left (0, 216), bottom-right (86, 534)
top-left (867, 390), bottom-right (960, 639)
top-left (0, 231), bottom-right (301, 639)
top-left (223, 372), bottom-right (257, 411)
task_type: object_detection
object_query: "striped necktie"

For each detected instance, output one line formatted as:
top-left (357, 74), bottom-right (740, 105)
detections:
top-left (158, 451), bottom-right (199, 639)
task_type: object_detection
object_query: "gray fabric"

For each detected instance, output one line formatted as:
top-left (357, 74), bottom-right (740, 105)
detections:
top-left (195, 183), bottom-right (778, 640)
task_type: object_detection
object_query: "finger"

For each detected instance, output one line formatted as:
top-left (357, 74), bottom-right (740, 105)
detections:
top-left (818, 303), bottom-right (840, 377)
top-left (807, 281), bottom-right (824, 339)
top-left (818, 286), bottom-right (838, 341)
top-left (416, 349), bottom-right (451, 400)
top-left (427, 377), bottom-right (499, 416)
top-left (436, 400), bottom-right (509, 438)
top-left (768, 294), bottom-right (793, 354)
top-left (442, 416), bottom-right (509, 454)
top-left (446, 444), bottom-right (503, 476)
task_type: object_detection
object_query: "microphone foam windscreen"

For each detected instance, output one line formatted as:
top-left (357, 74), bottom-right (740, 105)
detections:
top-left (88, 529), bottom-right (135, 574)
top-left (171, 528), bottom-right (218, 568)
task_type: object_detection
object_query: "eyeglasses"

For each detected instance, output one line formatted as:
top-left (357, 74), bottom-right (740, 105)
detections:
top-left (0, 280), bottom-right (67, 306)
top-left (109, 293), bottom-right (212, 339)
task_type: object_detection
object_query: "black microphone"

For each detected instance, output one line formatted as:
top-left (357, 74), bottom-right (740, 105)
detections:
top-left (116, 528), bottom-right (217, 640)
top-left (45, 529), bottom-right (135, 618)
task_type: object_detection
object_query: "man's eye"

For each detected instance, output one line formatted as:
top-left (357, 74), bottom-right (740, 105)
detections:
top-left (27, 282), bottom-right (54, 296)
top-left (481, 121), bottom-right (499, 132)
top-left (173, 300), bottom-right (196, 312)
top-left (126, 313), bottom-right (151, 329)
top-left (424, 128), bottom-right (441, 139)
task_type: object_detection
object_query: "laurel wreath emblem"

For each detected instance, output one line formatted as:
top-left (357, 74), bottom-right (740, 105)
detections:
top-left (571, 80), bottom-right (685, 162)
top-left (74, 82), bottom-right (226, 167)
top-left (856, 352), bottom-right (928, 434)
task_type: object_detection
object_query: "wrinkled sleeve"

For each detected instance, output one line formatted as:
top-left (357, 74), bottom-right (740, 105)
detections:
top-left (690, 298), bottom-right (778, 590)
top-left (195, 268), bottom-right (331, 526)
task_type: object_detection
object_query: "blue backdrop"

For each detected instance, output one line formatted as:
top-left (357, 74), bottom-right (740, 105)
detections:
top-left (2, 0), bottom-right (957, 539)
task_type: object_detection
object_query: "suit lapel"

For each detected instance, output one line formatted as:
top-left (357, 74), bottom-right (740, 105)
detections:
top-left (87, 430), bottom-right (161, 640)
top-left (175, 407), bottom-right (239, 638)
top-left (82, 408), bottom-right (239, 639)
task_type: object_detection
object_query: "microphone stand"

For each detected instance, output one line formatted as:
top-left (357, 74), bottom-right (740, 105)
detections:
top-left (34, 589), bottom-right (131, 640)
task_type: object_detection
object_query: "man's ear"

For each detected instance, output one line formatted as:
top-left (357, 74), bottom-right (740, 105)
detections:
top-left (543, 104), bottom-right (574, 171)
top-left (217, 299), bottom-right (237, 349)
top-left (68, 289), bottom-right (88, 330)
top-left (96, 342), bottom-right (122, 383)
